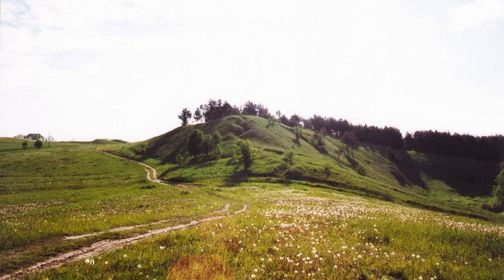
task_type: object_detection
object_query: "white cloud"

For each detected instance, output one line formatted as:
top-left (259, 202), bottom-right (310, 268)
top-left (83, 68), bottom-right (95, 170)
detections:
top-left (1, 1), bottom-right (503, 140)
top-left (448, 0), bottom-right (504, 30)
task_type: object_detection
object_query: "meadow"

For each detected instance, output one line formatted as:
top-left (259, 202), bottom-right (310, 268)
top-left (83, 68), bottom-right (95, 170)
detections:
top-left (1, 125), bottom-right (503, 279)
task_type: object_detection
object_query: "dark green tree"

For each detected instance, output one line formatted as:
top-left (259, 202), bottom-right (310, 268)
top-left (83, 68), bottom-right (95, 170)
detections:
top-left (313, 130), bottom-right (325, 149)
top-left (293, 126), bottom-right (303, 143)
top-left (34, 139), bottom-right (43, 149)
top-left (324, 165), bottom-right (332, 178)
top-left (342, 131), bottom-right (358, 156)
top-left (22, 141), bottom-right (28, 149)
top-left (266, 117), bottom-right (276, 128)
top-left (201, 136), bottom-right (214, 157)
top-left (193, 108), bottom-right (203, 122)
top-left (238, 140), bottom-right (253, 171)
top-left (187, 129), bottom-right (204, 156)
top-left (283, 151), bottom-right (294, 166)
top-left (178, 108), bottom-right (192, 126)
top-left (242, 101), bottom-right (259, 115)
top-left (211, 132), bottom-right (223, 159)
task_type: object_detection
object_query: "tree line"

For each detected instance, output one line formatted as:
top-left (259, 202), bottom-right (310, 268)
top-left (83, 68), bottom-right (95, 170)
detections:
top-left (405, 131), bottom-right (504, 161)
top-left (178, 99), bottom-right (504, 161)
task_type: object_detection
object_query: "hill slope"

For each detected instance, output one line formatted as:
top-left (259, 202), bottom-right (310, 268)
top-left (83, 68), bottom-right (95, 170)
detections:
top-left (115, 115), bottom-right (502, 220)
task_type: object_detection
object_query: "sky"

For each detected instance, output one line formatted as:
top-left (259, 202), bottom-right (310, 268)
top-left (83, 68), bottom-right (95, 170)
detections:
top-left (1, 0), bottom-right (503, 141)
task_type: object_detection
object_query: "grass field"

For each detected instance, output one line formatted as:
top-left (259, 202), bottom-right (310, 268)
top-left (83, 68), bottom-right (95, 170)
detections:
top-left (1, 119), bottom-right (503, 279)
top-left (23, 184), bottom-right (504, 279)
top-left (0, 142), bottom-right (235, 276)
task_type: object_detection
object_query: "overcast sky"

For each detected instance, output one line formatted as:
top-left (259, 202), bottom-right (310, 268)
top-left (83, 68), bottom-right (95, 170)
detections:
top-left (1, 0), bottom-right (503, 141)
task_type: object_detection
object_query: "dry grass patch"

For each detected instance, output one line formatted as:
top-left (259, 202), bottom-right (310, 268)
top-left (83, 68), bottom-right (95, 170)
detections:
top-left (167, 255), bottom-right (232, 280)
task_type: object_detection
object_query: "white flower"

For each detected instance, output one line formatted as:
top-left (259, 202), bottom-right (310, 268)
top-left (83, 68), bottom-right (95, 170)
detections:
top-left (137, 264), bottom-right (142, 269)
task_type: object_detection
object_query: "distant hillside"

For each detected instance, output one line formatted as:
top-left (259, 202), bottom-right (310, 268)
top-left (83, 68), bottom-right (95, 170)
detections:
top-left (117, 115), bottom-right (502, 219)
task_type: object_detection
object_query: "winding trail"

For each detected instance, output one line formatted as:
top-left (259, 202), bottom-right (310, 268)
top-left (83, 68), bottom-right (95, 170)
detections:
top-left (65, 203), bottom-right (231, 241)
top-left (0, 149), bottom-right (248, 280)
top-left (0, 205), bottom-right (248, 280)
top-left (99, 149), bottom-right (161, 184)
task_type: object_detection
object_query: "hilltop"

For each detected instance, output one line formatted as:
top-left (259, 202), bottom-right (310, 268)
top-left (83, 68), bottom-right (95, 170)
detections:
top-left (113, 115), bottom-right (502, 220)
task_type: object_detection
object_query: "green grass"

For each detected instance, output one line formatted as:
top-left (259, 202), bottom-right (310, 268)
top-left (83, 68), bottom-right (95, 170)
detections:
top-left (0, 142), bottom-right (235, 275)
top-left (27, 184), bottom-right (504, 280)
top-left (1, 117), bottom-right (504, 279)
top-left (125, 115), bottom-right (502, 221)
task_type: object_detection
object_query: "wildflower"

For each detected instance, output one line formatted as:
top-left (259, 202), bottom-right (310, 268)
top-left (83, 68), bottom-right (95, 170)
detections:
top-left (251, 274), bottom-right (256, 278)
top-left (137, 264), bottom-right (142, 269)
top-left (159, 246), bottom-right (165, 250)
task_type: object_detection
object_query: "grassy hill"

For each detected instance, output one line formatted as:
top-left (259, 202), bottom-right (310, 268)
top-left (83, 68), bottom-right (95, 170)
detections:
top-left (115, 115), bottom-right (502, 220)
top-left (1, 135), bottom-right (503, 279)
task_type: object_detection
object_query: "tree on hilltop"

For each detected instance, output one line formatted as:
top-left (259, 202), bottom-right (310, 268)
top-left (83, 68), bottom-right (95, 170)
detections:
top-left (178, 108), bottom-right (192, 126)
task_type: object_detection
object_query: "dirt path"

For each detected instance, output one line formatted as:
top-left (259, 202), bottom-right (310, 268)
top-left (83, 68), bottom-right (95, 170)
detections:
top-left (0, 204), bottom-right (248, 280)
top-left (0, 150), bottom-right (248, 280)
top-left (65, 203), bottom-right (231, 241)
top-left (99, 150), bottom-right (161, 184)
top-left (100, 150), bottom-right (198, 188)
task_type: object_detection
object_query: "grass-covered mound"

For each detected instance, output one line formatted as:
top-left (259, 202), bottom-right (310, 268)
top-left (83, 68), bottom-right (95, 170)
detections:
top-left (118, 115), bottom-right (502, 220)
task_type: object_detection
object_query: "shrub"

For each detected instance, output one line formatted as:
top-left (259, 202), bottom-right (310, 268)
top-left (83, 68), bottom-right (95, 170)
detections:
top-left (324, 165), bottom-right (332, 178)
top-left (34, 140), bottom-right (43, 149)
top-left (187, 129), bottom-right (204, 156)
top-left (22, 141), bottom-right (28, 149)
top-left (293, 126), bottom-right (303, 143)
top-left (274, 162), bottom-right (289, 174)
top-left (312, 130), bottom-right (326, 153)
top-left (282, 151), bottom-right (294, 166)
top-left (342, 131), bottom-right (358, 155)
top-left (485, 167), bottom-right (504, 212)
top-left (266, 117), bottom-right (276, 128)
top-left (237, 140), bottom-right (253, 171)
top-left (175, 153), bottom-right (186, 165)
top-left (285, 165), bottom-right (306, 180)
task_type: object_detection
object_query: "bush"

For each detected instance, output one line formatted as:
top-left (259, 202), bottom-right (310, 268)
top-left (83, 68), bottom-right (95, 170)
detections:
top-left (324, 165), bottom-right (332, 178)
top-left (175, 153), bottom-right (186, 165)
top-left (237, 140), bottom-right (253, 171)
top-left (484, 169), bottom-right (504, 212)
top-left (34, 140), bottom-right (43, 149)
top-left (312, 130), bottom-right (326, 153)
top-left (285, 165), bottom-right (306, 180)
top-left (282, 151), bottom-right (294, 166)
top-left (187, 129), bottom-right (204, 156)
top-left (22, 141), bottom-right (28, 149)
top-left (293, 126), bottom-right (303, 143)
top-left (274, 162), bottom-right (289, 174)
